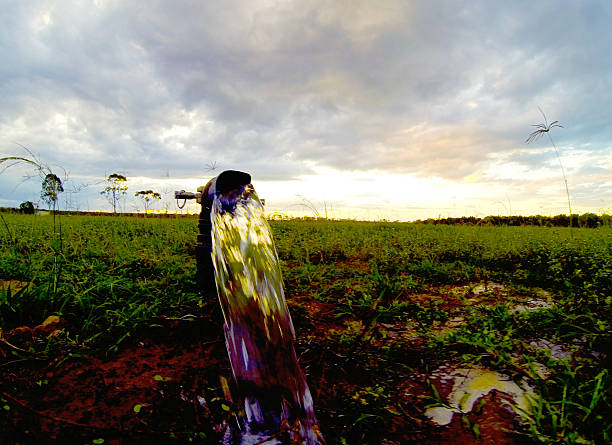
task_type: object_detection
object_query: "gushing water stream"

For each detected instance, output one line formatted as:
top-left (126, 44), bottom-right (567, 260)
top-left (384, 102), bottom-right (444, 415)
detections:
top-left (211, 183), bottom-right (324, 444)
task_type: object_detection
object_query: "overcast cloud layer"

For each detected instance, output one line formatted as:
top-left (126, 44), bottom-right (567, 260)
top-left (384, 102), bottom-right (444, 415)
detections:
top-left (1, 0), bottom-right (611, 218)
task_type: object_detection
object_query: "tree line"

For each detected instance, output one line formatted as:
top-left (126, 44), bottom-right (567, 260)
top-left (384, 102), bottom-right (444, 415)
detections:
top-left (414, 213), bottom-right (610, 228)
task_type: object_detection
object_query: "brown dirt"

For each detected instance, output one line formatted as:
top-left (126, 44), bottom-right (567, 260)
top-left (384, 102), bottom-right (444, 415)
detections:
top-left (1, 318), bottom-right (232, 444)
top-left (0, 285), bottom-right (536, 444)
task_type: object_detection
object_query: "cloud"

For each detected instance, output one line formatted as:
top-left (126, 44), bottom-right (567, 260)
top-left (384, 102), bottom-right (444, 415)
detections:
top-left (0, 0), bottom-right (610, 216)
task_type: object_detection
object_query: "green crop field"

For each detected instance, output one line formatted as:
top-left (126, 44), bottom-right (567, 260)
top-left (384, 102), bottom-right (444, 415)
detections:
top-left (0, 213), bottom-right (610, 444)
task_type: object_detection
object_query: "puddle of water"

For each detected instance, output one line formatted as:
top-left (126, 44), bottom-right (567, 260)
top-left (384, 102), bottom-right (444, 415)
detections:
top-left (527, 361), bottom-right (552, 380)
top-left (471, 282), bottom-right (509, 296)
top-left (524, 335), bottom-right (602, 379)
top-left (431, 316), bottom-right (466, 338)
top-left (444, 316), bottom-right (465, 328)
top-left (424, 366), bottom-right (534, 426)
top-left (465, 283), bottom-right (553, 314)
top-left (425, 406), bottom-right (455, 426)
top-left (529, 338), bottom-right (572, 361)
top-left (513, 297), bottom-right (552, 313)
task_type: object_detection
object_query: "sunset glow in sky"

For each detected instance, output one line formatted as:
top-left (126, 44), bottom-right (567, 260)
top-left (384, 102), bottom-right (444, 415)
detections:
top-left (1, 1), bottom-right (611, 220)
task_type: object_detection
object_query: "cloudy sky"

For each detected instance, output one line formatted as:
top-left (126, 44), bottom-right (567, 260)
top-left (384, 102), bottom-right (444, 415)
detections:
top-left (1, 0), bottom-right (610, 220)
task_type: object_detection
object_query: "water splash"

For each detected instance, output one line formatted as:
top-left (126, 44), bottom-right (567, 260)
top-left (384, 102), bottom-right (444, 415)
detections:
top-left (211, 184), bottom-right (324, 444)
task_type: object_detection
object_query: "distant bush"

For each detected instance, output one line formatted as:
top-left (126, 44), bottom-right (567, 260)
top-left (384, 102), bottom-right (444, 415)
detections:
top-left (19, 201), bottom-right (35, 214)
top-left (415, 213), bottom-right (608, 228)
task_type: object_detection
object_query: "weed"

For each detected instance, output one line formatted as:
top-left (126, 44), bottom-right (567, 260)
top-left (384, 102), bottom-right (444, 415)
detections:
top-left (526, 108), bottom-right (572, 231)
top-left (0, 215), bottom-right (610, 443)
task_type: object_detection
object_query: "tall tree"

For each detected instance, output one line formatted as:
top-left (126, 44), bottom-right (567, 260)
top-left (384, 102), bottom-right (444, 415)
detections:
top-left (135, 190), bottom-right (161, 213)
top-left (101, 173), bottom-right (128, 213)
top-left (41, 173), bottom-right (64, 211)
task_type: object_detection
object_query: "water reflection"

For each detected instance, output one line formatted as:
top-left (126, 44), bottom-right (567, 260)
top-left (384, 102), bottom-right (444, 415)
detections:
top-left (425, 366), bottom-right (533, 426)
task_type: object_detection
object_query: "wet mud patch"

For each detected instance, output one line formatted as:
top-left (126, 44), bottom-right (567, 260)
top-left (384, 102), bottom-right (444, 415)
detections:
top-left (0, 319), bottom-right (233, 444)
top-left (392, 364), bottom-right (535, 445)
top-left (423, 365), bottom-right (533, 426)
top-left (0, 281), bottom-right (556, 444)
top-left (427, 282), bottom-right (552, 310)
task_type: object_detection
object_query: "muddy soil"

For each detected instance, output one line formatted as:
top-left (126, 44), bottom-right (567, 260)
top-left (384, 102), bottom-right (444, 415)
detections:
top-left (1, 317), bottom-right (232, 444)
top-left (1, 288), bottom-right (536, 444)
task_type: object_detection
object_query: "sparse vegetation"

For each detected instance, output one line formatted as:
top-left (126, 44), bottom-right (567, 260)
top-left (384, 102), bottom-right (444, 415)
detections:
top-left (135, 190), bottom-right (162, 213)
top-left (0, 215), bottom-right (609, 443)
top-left (100, 173), bottom-right (128, 213)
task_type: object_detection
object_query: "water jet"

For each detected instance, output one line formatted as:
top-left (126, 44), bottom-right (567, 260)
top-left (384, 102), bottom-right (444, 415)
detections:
top-left (176, 171), bottom-right (324, 444)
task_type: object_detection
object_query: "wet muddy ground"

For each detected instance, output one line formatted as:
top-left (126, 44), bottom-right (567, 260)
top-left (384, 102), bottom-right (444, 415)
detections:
top-left (0, 283), bottom-right (552, 444)
top-left (1, 316), bottom-right (233, 444)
